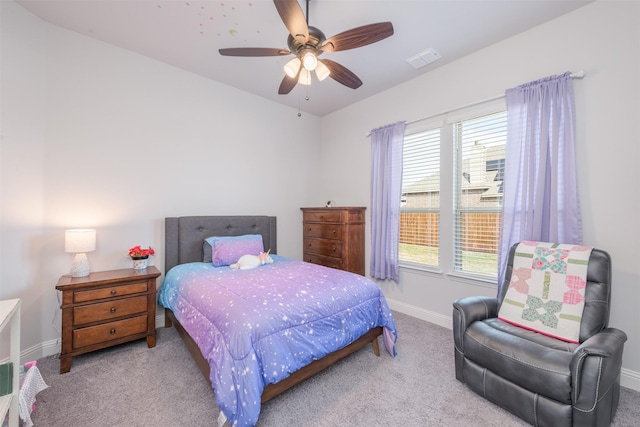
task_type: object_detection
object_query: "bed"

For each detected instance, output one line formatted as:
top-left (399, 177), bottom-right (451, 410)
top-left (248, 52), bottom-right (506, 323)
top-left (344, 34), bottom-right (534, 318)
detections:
top-left (158, 215), bottom-right (397, 426)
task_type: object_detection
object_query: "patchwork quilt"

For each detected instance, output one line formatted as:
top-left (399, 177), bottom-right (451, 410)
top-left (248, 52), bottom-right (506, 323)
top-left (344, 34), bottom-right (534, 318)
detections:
top-left (158, 255), bottom-right (397, 426)
top-left (498, 241), bottom-right (593, 343)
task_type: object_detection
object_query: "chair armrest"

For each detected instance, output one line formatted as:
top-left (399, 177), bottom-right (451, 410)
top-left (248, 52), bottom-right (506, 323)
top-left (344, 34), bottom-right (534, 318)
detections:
top-left (453, 296), bottom-right (499, 329)
top-left (571, 328), bottom-right (628, 410)
top-left (452, 296), bottom-right (498, 350)
top-left (452, 296), bottom-right (499, 382)
top-left (573, 328), bottom-right (627, 358)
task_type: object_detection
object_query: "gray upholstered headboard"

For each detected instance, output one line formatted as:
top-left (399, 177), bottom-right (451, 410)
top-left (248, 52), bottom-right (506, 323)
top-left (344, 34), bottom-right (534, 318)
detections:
top-left (164, 216), bottom-right (277, 274)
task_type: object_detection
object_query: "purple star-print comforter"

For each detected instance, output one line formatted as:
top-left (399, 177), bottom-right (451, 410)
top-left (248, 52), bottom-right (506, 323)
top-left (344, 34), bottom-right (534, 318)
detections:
top-left (158, 255), bottom-right (397, 426)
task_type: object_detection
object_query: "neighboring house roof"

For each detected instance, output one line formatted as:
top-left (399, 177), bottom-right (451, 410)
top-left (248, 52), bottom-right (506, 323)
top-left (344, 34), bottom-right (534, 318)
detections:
top-left (403, 144), bottom-right (505, 197)
top-left (478, 170), bottom-right (502, 199)
top-left (403, 174), bottom-right (440, 194)
top-left (402, 170), bottom-right (501, 195)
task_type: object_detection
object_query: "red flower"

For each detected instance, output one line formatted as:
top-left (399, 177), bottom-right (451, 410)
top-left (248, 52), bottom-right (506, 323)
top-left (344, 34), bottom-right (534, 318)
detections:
top-left (128, 245), bottom-right (155, 258)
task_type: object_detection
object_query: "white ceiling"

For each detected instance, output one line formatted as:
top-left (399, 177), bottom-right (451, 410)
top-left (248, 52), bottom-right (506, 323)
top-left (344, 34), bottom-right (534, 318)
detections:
top-left (16, 0), bottom-right (593, 117)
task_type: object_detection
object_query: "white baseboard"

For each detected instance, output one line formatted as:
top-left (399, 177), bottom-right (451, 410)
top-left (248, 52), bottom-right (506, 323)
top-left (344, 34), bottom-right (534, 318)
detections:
top-left (10, 315), bottom-right (167, 364)
top-left (156, 313), bottom-right (165, 328)
top-left (387, 298), bottom-right (453, 329)
top-left (620, 367), bottom-right (640, 391)
top-left (386, 297), bottom-right (640, 392)
top-left (9, 304), bottom-right (640, 393)
top-left (19, 338), bottom-right (60, 363)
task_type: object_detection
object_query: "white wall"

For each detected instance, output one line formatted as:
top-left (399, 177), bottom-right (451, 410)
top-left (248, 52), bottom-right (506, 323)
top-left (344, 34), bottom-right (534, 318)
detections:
top-left (2, 0), bottom-right (638, 391)
top-left (1, 0), bottom-right (321, 360)
top-left (318, 0), bottom-right (640, 389)
top-left (1, 0), bottom-right (48, 359)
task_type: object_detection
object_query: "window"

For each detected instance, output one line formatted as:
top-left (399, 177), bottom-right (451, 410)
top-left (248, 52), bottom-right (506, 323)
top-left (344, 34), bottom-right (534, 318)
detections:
top-left (453, 111), bottom-right (506, 278)
top-left (399, 104), bottom-right (506, 281)
top-left (400, 129), bottom-right (440, 267)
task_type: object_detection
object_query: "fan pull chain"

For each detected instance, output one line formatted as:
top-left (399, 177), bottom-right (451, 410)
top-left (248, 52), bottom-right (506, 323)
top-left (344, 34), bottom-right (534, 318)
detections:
top-left (297, 87), bottom-right (311, 117)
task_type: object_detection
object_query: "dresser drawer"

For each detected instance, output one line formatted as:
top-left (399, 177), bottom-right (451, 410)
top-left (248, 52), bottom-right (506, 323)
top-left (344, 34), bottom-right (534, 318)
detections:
top-left (303, 223), bottom-right (342, 240)
top-left (73, 282), bottom-right (148, 303)
top-left (73, 315), bottom-right (148, 350)
top-left (303, 253), bottom-right (343, 270)
top-left (73, 296), bottom-right (147, 326)
top-left (304, 238), bottom-right (343, 258)
top-left (303, 210), bottom-right (343, 223)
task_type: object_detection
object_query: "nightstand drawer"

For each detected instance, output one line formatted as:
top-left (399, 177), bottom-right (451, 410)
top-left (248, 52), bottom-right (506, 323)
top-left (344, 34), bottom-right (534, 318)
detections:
top-left (73, 315), bottom-right (148, 349)
top-left (303, 211), bottom-right (342, 223)
top-left (303, 223), bottom-right (342, 240)
top-left (73, 296), bottom-right (147, 326)
top-left (304, 238), bottom-right (342, 257)
top-left (303, 253), bottom-right (343, 270)
top-left (73, 282), bottom-right (148, 303)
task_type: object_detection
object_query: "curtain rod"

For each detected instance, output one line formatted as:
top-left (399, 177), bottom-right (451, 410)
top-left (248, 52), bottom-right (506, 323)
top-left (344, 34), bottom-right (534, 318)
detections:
top-left (366, 70), bottom-right (585, 137)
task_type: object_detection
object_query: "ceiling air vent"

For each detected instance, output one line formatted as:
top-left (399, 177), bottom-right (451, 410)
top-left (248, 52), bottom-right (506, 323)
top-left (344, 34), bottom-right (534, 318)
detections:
top-left (406, 48), bottom-right (441, 69)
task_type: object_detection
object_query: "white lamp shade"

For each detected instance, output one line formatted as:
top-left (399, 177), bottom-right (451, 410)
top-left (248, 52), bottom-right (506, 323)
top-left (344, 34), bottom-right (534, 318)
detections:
top-left (298, 69), bottom-right (312, 85)
top-left (315, 60), bottom-right (330, 81)
top-left (284, 57), bottom-right (301, 78)
top-left (302, 51), bottom-right (317, 71)
top-left (65, 229), bottom-right (96, 253)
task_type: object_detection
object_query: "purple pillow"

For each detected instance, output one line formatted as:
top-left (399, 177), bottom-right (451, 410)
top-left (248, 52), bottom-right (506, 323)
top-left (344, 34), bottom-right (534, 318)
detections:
top-left (205, 234), bottom-right (264, 267)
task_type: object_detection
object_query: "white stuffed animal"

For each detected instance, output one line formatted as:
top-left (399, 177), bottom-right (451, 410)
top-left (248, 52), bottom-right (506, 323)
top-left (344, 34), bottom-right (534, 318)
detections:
top-left (230, 250), bottom-right (273, 270)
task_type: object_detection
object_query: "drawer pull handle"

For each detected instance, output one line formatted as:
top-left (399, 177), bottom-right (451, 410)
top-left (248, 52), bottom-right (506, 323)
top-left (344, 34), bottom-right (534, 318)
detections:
top-left (110, 307), bottom-right (117, 313)
top-left (332, 247), bottom-right (337, 252)
top-left (110, 328), bottom-right (116, 335)
top-left (110, 290), bottom-right (117, 295)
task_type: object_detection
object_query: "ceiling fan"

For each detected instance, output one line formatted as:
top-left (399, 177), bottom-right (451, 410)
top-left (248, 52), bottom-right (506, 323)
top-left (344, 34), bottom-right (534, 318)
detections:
top-left (218, 0), bottom-right (394, 95)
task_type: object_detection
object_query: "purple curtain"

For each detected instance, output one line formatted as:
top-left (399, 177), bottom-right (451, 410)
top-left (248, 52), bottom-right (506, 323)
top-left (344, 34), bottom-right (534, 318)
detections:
top-left (370, 121), bottom-right (405, 282)
top-left (498, 72), bottom-right (582, 291)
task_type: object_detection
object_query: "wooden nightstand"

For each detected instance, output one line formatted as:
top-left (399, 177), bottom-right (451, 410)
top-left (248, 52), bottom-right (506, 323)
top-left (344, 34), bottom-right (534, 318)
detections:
top-left (55, 266), bottom-right (161, 374)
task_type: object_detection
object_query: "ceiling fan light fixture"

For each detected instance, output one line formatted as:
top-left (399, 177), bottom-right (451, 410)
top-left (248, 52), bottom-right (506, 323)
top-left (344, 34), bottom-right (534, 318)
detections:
top-left (302, 51), bottom-right (318, 71)
top-left (298, 68), bottom-right (312, 85)
top-left (315, 61), bottom-right (330, 81)
top-left (284, 57), bottom-right (301, 78)
top-left (220, 1), bottom-right (394, 95)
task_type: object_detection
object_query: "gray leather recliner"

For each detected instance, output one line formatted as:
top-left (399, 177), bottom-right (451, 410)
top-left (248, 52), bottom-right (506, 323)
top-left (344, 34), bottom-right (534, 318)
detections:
top-left (453, 243), bottom-right (627, 426)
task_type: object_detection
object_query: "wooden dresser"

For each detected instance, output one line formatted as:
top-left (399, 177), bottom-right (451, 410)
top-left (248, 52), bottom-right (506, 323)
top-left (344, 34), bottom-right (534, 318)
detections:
top-left (301, 207), bottom-right (365, 275)
top-left (55, 266), bottom-right (161, 373)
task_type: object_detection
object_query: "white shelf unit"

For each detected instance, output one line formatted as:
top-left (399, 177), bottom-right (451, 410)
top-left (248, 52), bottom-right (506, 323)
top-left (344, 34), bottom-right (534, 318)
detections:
top-left (0, 299), bottom-right (21, 427)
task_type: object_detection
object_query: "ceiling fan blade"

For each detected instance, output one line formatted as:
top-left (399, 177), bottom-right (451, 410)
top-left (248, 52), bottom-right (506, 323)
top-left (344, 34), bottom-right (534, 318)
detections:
top-left (273, 0), bottom-right (309, 44)
top-left (320, 59), bottom-right (362, 89)
top-left (278, 69), bottom-right (300, 95)
top-left (219, 47), bottom-right (290, 57)
top-left (320, 22), bottom-right (394, 53)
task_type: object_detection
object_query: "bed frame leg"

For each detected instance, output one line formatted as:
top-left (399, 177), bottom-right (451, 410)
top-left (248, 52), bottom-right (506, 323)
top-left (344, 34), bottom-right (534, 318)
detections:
top-left (372, 337), bottom-right (380, 356)
top-left (164, 311), bottom-right (173, 328)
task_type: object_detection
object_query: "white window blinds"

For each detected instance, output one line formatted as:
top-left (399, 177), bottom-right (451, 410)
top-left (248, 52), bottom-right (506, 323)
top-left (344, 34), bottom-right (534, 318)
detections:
top-left (400, 128), bottom-right (441, 267)
top-left (453, 111), bottom-right (507, 277)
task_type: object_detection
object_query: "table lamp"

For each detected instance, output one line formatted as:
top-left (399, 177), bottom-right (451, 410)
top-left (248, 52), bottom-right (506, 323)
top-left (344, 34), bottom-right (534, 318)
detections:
top-left (65, 229), bottom-right (96, 277)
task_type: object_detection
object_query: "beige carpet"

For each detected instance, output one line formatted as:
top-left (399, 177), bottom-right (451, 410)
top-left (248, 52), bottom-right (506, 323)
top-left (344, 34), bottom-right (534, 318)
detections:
top-left (31, 311), bottom-right (639, 426)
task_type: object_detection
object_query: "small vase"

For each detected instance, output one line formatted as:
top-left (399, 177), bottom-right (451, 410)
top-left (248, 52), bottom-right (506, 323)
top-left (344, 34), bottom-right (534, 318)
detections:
top-left (132, 256), bottom-right (148, 270)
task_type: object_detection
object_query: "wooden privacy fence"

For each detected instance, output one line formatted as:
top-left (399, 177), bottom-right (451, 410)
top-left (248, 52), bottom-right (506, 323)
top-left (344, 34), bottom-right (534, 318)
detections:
top-left (400, 211), bottom-right (502, 254)
top-left (400, 211), bottom-right (439, 247)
